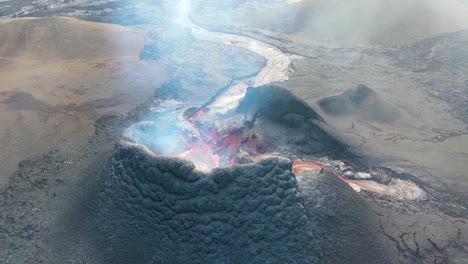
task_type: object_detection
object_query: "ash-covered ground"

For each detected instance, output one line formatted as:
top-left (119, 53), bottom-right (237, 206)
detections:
top-left (1, 0), bottom-right (468, 263)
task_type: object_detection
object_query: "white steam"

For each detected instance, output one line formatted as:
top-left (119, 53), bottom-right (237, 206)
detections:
top-left (248, 0), bottom-right (468, 46)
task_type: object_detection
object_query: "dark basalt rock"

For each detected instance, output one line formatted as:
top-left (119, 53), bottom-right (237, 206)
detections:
top-left (318, 84), bottom-right (376, 115)
top-left (395, 29), bottom-right (468, 123)
top-left (281, 113), bottom-right (306, 127)
top-left (296, 168), bottom-right (395, 264)
top-left (238, 85), bottom-right (324, 122)
top-left (318, 84), bottom-right (400, 123)
top-left (345, 84), bottom-right (376, 107)
top-left (235, 85), bottom-right (346, 158)
top-left (88, 141), bottom-right (319, 264)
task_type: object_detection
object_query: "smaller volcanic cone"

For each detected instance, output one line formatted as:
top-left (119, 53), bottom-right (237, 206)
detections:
top-left (92, 141), bottom-right (319, 263)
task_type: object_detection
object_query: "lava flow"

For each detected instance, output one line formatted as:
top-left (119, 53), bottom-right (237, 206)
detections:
top-left (176, 106), bottom-right (251, 171)
top-left (176, 100), bottom-right (401, 201)
top-left (123, 97), bottom-right (427, 201)
top-left (291, 159), bottom-right (324, 173)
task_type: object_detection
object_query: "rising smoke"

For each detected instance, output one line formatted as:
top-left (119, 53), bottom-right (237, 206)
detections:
top-left (248, 0), bottom-right (468, 46)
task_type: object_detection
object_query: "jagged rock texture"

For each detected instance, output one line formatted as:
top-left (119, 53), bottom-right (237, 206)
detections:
top-left (94, 142), bottom-right (318, 264)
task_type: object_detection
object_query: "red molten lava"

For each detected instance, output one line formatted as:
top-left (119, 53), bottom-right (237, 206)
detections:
top-left (179, 138), bottom-right (220, 171)
top-left (177, 106), bottom-right (247, 170)
top-left (208, 126), bottom-right (244, 165)
top-left (174, 107), bottom-right (396, 200)
top-left (246, 134), bottom-right (270, 155)
top-left (177, 120), bottom-right (221, 171)
top-left (292, 159), bottom-right (324, 173)
top-left (185, 107), bottom-right (206, 120)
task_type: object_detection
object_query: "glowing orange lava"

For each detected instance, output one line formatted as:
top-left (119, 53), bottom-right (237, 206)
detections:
top-left (175, 107), bottom-right (234, 170)
top-left (291, 159), bottom-right (324, 173)
top-left (173, 109), bottom-right (399, 200)
top-left (178, 148), bottom-right (193, 157)
top-left (185, 107), bottom-right (206, 120)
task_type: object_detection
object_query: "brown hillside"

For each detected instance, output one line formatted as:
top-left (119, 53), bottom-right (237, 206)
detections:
top-left (0, 17), bottom-right (144, 61)
top-left (0, 17), bottom-right (166, 185)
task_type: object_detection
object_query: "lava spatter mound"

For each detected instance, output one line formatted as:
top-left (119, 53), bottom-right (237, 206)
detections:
top-left (92, 140), bottom-right (318, 263)
top-left (238, 85), bottom-right (324, 123)
top-left (318, 84), bottom-right (401, 123)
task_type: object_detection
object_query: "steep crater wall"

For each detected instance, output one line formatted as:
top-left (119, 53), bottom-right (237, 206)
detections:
top-left (87, 141), bottom-right (319, 263)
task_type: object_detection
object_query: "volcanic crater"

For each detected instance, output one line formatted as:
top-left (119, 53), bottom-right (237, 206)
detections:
top-left (2, 1), bottom-right (468, 264)
top-left (71, 82), bottom-right (429, 263)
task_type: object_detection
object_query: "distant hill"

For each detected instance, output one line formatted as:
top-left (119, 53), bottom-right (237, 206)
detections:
top-left (0, 17), bottom-right (144, 61)
top-left (0, 17), bottom-right (166, 184)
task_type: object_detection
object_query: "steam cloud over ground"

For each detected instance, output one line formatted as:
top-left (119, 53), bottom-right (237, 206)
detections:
top-left (0, 0), bottom-right (468, 263)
